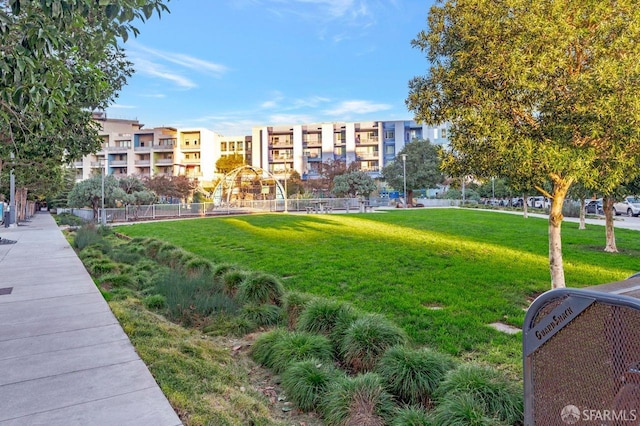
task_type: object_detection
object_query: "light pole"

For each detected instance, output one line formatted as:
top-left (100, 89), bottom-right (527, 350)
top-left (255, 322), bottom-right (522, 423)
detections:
top-left (9, 152), bottom-right (15, 226)
top-left (401, 154), bottom-right (407, 209)
top-left (100, 158), bottom-right (106, 226)
top-left (283, 164), bottom-right (289, 213)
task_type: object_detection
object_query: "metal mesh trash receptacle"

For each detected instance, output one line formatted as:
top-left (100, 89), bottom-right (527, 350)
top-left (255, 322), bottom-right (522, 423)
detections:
top-left (523, 277), bottom-right (640, 425)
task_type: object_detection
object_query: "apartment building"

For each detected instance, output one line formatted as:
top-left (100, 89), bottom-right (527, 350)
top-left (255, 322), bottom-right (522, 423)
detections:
top-left (75, 113), bottom-right (223, 188)
top-left (251, 120), bottom-right (449, 180)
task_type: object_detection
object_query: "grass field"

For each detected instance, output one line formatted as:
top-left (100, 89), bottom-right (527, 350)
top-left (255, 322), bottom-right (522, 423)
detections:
top-left (116, 208), bottom-right (640, 373)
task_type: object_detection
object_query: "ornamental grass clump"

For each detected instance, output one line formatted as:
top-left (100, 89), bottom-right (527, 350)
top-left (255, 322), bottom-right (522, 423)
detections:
top-left (220, 269), bottom-right (247, 298)
top-left (283, 291), bottom-right (315, 330)
top-left (265, 331), bottom-right (333, 374)
top-left (296, 298), bottom-right (361, 356)
top-left (237, 271), bottom-right (285, 306)
top-left (392, 406), bottom-right (434, 426)
top-left (239, 303), bottom-right (283, 327)
top-left (281, 358), bottom-right (343, 412)
top-left (183, 257), bottom-right (214, 278)
top-left (430, 392), bottom-right (507, 426)
top-left (377, 346), bottom-right (456, 406)
top-left (435, 363), bottom-right (523, 425)
top-left (98, 272), bottom-right (137, 289)
top-left (250, 328), bottom-right (289, 368)
top-left (340, 313), bottom-right (407, 373)
top-left (320, 373), bottom-right (395, 426)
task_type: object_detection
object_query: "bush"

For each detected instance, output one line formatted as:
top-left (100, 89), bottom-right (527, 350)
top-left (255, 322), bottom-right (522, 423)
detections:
top-left (283, 291), bottom-right (315, 330)
top-left (143, 294), bottom-right (167, 309)
top-left (377, 346), bottom-right (456, 406)
top-left (239, 303), bottom-right (283, 327)
top-left (144, 238), bottom-right (165, 258)
top-left (220, 269), bottom-right (247, 298)
top-left (430, 393), bottom-right (507, 426)
top-left (265, 331), bottom-right (333, 374)
top-left (110, 245), bottom-right (144, 265)
top-left (250, 328), bottom-right (289, 367)
top-left (281, 359), bottom-right (343, 412)
top-left (84, 257), bottom-right (118, 277)
top-left (340, 313), bottom-right (407, 373)
top-left (435, 364), bottom-right (523, 425)
top-left (392, 406), bottom-right (434, 426)
top-left (237, 272), bottom-right (285, 306)
top-left (296, 299), bottom-right (359, 344)
top-left (212, 263), bottom-right (237, 279)
top-left (73, 224), bottom-right (102, 250)
top-left (321, 373), bottom-right (395, 426)
top-left (55, 212), bottom-right (86, 226)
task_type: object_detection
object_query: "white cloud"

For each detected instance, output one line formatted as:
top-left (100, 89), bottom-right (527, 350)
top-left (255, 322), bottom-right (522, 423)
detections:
top-left (323, 100), bottom-right (392, 116)
top-left (132, 44), bottom-right (228, 77)
top-left (131, 57), bottom-right (197, 89)
top-left (268, 113), bottom-right (316, 124)
top-left (109, 104), bottom-right (137, 109)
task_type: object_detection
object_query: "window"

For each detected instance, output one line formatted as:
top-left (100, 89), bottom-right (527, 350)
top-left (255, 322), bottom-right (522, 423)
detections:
top-left (229, 141), bottom-right (235, 151)
top-left (385, 130), bottom-right (394, 140)
top-left (221, 142), bottom-right (227, 151)
top-left (440, 128), bottom-right (447, 138)
top-left (185, 140), bottom-right (190, 146)
top-left (237, 141), bottom-right (244, 150)
top-left (385, 145), bottom-right (395, 155)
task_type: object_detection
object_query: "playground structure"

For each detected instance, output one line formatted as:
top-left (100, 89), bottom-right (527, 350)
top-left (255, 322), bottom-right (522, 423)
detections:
top-left (211, 165), bottom-right (285, 208)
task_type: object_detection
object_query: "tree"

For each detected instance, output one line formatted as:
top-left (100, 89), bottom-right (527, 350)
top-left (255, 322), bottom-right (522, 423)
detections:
top-left (67, 174), bottom-right (121, 219)
top-left (0, 0), bottom-right (168, 205)
top-left (332, 171), bottom-right (376, 198)
top-left (381, 139), bottom-right (444, 204)
top-left (145, 175), bottom-right (196, 203)
top-left (216, 154), bottom-right (245, 174)
top-left (407, 1), bottom-right (640, 288)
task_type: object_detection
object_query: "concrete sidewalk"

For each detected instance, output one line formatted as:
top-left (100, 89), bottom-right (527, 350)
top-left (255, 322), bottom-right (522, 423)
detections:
top-left (0, 213), bottom-right (181, 426)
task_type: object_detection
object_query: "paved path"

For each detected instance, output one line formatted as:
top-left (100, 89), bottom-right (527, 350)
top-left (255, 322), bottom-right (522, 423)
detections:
top-left (0, 213), bottom-right (181, 426)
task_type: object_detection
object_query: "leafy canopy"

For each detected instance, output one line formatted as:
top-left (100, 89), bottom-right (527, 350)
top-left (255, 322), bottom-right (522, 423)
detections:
top-left (381, 139), bottom-right (444, 192)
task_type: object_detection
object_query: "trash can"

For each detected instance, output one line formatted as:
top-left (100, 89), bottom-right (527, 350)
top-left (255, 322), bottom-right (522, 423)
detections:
top-left (3, 210), bottom-right (9, 227)
top-left (523, 275), bottom-right (640, 425)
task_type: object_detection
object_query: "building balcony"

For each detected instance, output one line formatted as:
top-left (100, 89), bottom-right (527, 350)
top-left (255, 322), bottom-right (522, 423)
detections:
top-left (154, 158), bottom-right (173, 165)
top-left (106, 146), bottom-right (131, 152)
top-left (134, 160), bottom-right (150, 166)
top-left (134, 146), bottom-right (152, 152)
top-left (356, 154), bottom-right (380, 161)
top-left (182, 158), bottom-right (201, 164)
top-left (356, 137), bottom-right (379, 145)
top-left (110, 160), bottom-right (127, 166)
top-left (73, 161), bottom-right (83, 167)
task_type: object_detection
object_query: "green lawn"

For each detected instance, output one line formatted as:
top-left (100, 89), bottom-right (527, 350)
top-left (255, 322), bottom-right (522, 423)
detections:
top-left (117, 208), bottom-right (639, 373)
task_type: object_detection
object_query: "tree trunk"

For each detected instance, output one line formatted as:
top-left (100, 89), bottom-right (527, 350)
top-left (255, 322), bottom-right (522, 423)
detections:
top-left (549, 179), bottom-right (572, 289)
top-left (522, 192), bottom-right (528, 219)
top-left (579, 198), bottom-right (586, 230)
top-left (603, 196), bottom-right (618, 253)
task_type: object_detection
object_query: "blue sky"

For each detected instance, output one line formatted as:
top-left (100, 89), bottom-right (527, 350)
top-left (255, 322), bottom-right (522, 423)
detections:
top-left (106, 0), bottom-right (434, 136)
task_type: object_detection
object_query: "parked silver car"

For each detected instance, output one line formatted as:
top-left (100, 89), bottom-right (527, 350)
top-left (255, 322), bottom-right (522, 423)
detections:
top-left (613, 196), bottom-right (640, 217)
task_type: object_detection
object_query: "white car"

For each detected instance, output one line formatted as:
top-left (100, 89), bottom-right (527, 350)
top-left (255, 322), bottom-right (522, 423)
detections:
top-left (613, 196), bottom-right (640, 217)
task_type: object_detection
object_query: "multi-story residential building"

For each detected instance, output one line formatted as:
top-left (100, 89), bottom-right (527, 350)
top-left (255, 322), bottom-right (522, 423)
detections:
top-left (74, 115), bottom-right (448, 194)
top-left (75, 113), bottom-right (222, 188)
top-left (251, 120), bottom-right (449, 180)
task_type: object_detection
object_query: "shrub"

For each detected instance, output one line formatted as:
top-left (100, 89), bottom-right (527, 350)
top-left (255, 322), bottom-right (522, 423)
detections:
top-left (377, 346), bottom-right (456, 406)
top-left (220, 269), bottom-right (247, 298)
top-left (144, 238), bottom-right (165, 258)
top-left (392, 406), bottom-right (434, 426)
top-left (110, 246), bottom-right (144, 265)
top-left (240, 303), bottom-right (283, 327)
top-left (265, 331), bottom-right (333, 374)
top-left (56, 212), bottom-right (86, 226)
top-left (430, 393), bottom-right (507, 426)
top-left (212, 263), bottom-right (236, 279)
top-left (321, 373), bottom-right (395, 426)
top-left (74, 224), bottom-right (102, 250)
top-left (143, 294), bottom-right (167, 309)
top-left (237, 272), bottom-right (285, 306)
top-left (78, 246), bottom-right (105, 261)
top-left (250, 328), bottom-right (289, 367)
top-left (281, 359), bottom-right (343, 412)
top-left (84, 257), bottom-right (118, 276)
top-left (340, 313), bottom-right (407, 373)
top-left (283, 291), bottom-right (314, 330)
top-left (435, 364), bottom-right (523, 425)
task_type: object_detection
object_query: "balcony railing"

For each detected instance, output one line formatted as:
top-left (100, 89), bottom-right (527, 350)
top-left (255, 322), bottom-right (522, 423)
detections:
top-left (134, 160), bottom-right (150, 166)
top-left (110, 160), bottom-right (127, 166)
top-left (155, 158), bottom-right (174, 165)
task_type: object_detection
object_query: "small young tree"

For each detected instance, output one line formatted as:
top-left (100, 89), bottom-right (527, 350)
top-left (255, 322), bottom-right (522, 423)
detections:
top-left (332, 171), bottom-right (376, 198)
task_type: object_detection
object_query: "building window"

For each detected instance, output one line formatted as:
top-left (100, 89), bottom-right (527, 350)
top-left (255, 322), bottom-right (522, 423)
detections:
top-left (229, 141), bottom-right (235, 151)
top-left (440, 128), bottom-right (447, 138)
top-left (237, 141), bottom-right (244, 151)
top-left (385, 145), bottom-right (395, 155)
top-left (221, 142), bottom-right (227, 151)
top-left (385, 130), bottom-right (394, 140)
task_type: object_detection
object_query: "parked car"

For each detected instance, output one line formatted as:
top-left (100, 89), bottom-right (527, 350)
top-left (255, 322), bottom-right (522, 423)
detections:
top-left (613, 196), bottom-right (640, 217)
top-left (528, 196), bottom-right (550, 209)
top-left (585, 199), bottom-right (604, 215)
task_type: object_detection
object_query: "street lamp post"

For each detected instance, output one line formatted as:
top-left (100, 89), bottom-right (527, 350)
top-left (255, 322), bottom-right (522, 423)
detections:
top-left (284, 164), bottom-right (289, 213)
top-left (101, 158), bottom-right (106, 226)
top-left (401, 154), bottom-right (407, 209)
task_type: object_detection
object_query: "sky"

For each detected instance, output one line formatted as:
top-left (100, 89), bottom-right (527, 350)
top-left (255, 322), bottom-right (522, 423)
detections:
top-left (106, 0), bottom-right (435, 137)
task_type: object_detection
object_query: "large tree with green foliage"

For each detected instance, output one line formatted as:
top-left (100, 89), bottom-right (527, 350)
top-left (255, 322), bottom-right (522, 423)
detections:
top-left (407, 0), bottom-right (640, 288)
top-left (216, 154), bottom-right (245, 174)
top-left (0, 0), bottom-right (168, 199)
top-left (332, 171), bottom-right (376, 198)
top-left (381, 139), bottom-right (443, 204)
